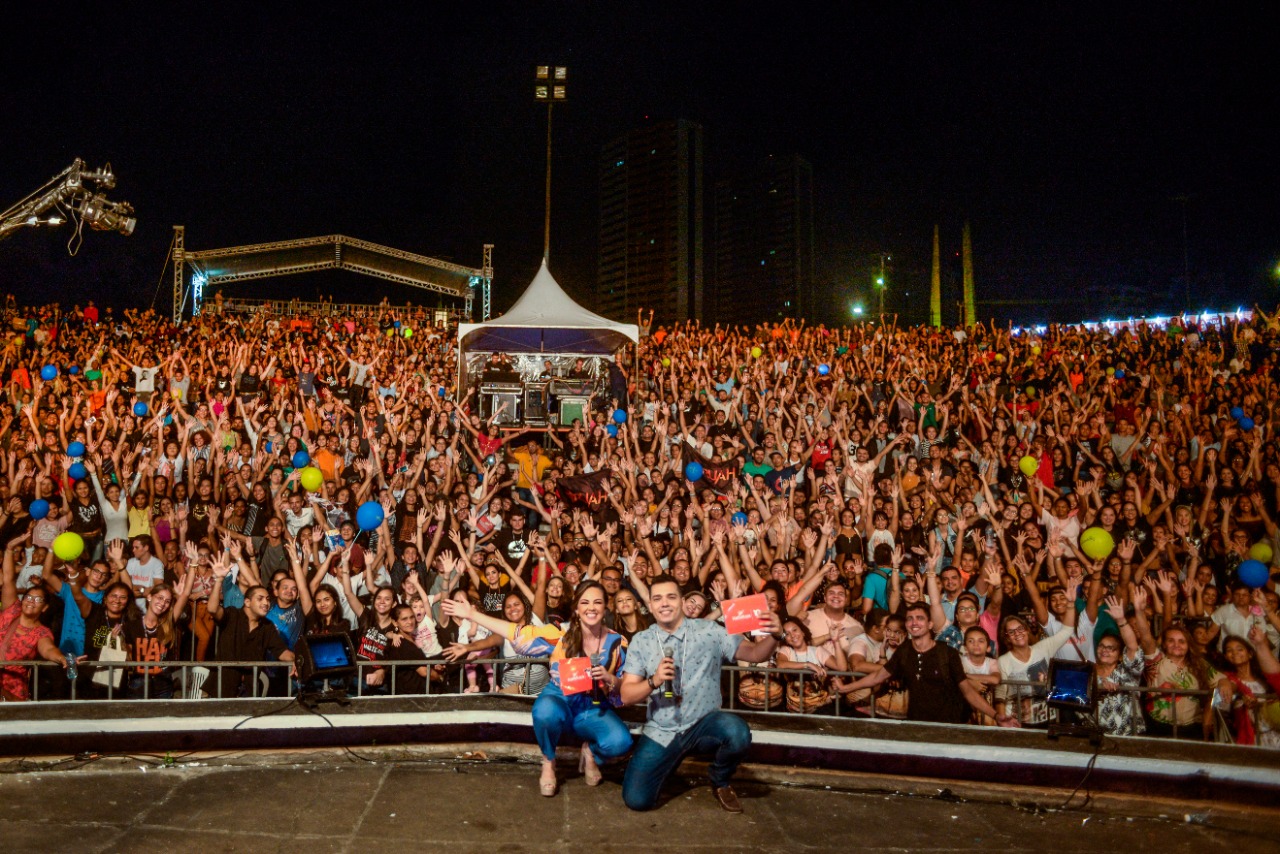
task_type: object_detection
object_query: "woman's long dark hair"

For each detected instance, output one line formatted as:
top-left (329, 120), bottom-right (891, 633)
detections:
top-left (359, 585), bottom-right (397, 631)
top-left (557, 580), bottom-right (608, 660)
top-left (308, 583), bottom-right (349, 633)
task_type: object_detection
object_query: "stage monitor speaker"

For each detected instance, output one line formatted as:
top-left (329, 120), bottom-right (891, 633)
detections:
top-left (524, 384), bottom-right (549, 424)
top-left (481, 390), bottom-right (522, 424)
top-left (558, 396), bottom-right (590, 426)
top-left (295, 632), bottom-right (358, 684)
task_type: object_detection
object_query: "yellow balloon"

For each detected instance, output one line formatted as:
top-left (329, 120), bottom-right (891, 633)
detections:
top-left (1018, 455), bottom-right (1039, 477)
top-left (1080, 527), bottom-right (1115, 561)
top-left (751, 346), bottom-right (763, 358)
top-left (53, 531), bottom-right (85, 562)
top-left (300, 466), bottom-right (324, 492)
top-left (1249, 542), bottom-right (1273, 564)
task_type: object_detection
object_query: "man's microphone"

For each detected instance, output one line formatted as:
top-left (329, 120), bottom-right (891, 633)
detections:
top-left (661, 645), bottom-right (675, 699)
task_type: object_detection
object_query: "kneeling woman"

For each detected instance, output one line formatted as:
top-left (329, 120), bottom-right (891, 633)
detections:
top-left (443, 580), bottom-right (631, 796)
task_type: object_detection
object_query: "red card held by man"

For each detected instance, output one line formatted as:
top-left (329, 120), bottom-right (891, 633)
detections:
top-left (558, 656), bottom-right (594, 695)
top-left (722, 593), bottom-right (769, 635)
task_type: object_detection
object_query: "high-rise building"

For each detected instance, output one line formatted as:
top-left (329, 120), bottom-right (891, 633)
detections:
top-left (711, 155), bottom-right (814, 326)
top-left (597, 119), bottom-right (704, 323)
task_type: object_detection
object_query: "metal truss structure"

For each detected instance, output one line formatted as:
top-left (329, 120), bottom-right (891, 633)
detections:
top-left (171, 229), bottom-right (490, 323)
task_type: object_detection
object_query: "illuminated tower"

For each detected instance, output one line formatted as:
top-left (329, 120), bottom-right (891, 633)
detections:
top-left (962, 221), bottom-right (975, 327)
top-left (930, 225), bottom-right (941, 328)
top-left (598, 119), bottom-right (704, 323)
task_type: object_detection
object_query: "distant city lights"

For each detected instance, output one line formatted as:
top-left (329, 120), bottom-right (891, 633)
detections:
top-left (1010, 307), bottom-right (1252, 335)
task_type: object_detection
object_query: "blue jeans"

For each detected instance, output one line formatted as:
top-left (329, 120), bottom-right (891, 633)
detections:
top-left (126, 673), bottom-right (175, 700)
top-left (532, 685), bottom-right (632, 763)
top-left (621, 711), bottom-right (751, 811)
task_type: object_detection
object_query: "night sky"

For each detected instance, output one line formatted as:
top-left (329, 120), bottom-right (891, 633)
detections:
top-left (2, 5), bottom-right (1275, 325)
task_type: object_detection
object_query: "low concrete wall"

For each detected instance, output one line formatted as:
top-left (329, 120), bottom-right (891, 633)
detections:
top-left (3, 695), bottom-right (1277, 806)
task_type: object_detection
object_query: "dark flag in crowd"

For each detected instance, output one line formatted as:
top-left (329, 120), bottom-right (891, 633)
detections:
top-left (556, 469), bottom-right (613, 510)
top-left (700, 457), bottom-right (741, 496)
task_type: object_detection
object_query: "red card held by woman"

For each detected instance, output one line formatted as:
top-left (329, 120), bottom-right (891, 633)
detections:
top-left (559, 656), bottom-right (593, 695)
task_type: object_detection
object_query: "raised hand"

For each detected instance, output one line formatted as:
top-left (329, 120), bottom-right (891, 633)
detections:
top-left (1103, 595), bottom-right (1126, 623)
top-left (440, 597), bottom-right (474, 621)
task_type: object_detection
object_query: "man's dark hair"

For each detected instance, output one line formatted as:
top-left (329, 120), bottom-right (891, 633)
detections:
top-left (648, 573), bottom-right (680, 595)
top-left (903, 602), bottom-right (930, 621)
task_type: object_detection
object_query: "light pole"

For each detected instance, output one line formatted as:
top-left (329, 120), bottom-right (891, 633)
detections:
top-left (875, 254), bottom-right (889, 317)
top-left (535, 65), bottom-right (567, 264)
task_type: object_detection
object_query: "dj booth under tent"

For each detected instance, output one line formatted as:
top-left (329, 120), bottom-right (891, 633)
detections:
top-left (457, 261), bottom-right (639, 428)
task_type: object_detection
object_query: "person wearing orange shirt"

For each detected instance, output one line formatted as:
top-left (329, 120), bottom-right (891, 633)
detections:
top-left (509, 439), bottom-right (552, 525)
top-left (312, 434), bottom-right (343, 482)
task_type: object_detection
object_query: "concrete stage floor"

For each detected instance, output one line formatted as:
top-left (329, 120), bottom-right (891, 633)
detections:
top-left (1, 747), bottom-right (1276, 854)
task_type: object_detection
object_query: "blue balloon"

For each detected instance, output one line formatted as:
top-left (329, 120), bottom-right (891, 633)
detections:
top-left (68, 462), bottom-right (87, 481)
top-left (68, 366), bottom-right (80, 375)
top-left (133, 402), bottom-right (148, 417)
top-left (1114, 369), bottom-right (1125, 379)
top-left (40, 365), bottom-right (58, 381)
top-left (393, 320), bottom-right (401, 329)
top-left (292, 450), bottom-right (310, 468)
top-left (818, 363), bottom-right (830, 376)
top-left (29, 499), bottom-right (50, 521)
top-left (685, 461), bottom-right (704, 482)
top-left (1239, 416), bottom-right (1255, 431)
top-left (1230, 406), bottom-right (1245, 420)
top-left (731, 511), bottom-right (749, 526)
top-left (67, 441), bottom-right (86, 458)
top-left (606, 423), bottom-right (619, 437)
top-left (356, 501), bottom-right (385, 532)
top-left (1238, 559), bottom-right (1270, 589)
top-left (438, 387), bottom-right (447, 398)
top-left (612, 409), bottom-right (628, 424)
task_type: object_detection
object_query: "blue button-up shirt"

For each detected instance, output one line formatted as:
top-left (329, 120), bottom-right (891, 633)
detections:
top-left (623, 617), bottom-right (742, 746)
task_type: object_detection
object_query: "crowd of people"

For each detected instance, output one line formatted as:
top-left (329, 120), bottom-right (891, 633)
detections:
top-left (3, 297), bottom-right (1279, 760)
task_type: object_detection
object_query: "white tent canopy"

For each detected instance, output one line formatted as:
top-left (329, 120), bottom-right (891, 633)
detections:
top-left (457, 260), bottom-right (639, 355)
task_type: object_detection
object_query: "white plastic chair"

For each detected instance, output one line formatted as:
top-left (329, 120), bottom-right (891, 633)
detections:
top-left (184, 666), bottom-right (210, 699)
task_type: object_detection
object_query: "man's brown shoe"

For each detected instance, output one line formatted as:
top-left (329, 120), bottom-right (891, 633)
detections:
top-left (712, 785), bottom-right (743, 813)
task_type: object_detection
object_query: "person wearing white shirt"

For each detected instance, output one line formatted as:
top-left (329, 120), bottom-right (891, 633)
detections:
top-left (115, 536), bottom-right (166, 609)
top-left (1211, 584), bottom-right (1280, 652)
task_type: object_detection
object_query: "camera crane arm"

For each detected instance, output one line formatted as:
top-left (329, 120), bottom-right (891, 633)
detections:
top-left (0, 158), bottom-right (136, 245)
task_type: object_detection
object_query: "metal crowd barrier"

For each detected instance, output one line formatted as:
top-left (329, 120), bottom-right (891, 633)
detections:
top-left (5, 657), bottom-right (1276, 744)
top-left (0, 656), bottom-right (552, 702)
